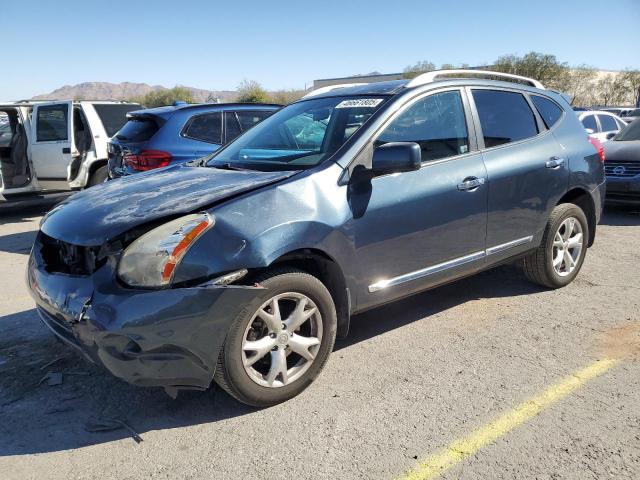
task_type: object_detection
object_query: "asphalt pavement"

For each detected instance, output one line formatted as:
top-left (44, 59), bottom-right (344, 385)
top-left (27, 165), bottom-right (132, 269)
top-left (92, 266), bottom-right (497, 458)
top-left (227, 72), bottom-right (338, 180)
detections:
top-left (0, 205), bottom-right (638, 479)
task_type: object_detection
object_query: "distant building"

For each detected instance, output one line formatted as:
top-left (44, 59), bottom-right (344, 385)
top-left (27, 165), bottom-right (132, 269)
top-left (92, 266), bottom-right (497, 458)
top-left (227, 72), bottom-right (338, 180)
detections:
top-left (313, 72), bottom-right (404, 89)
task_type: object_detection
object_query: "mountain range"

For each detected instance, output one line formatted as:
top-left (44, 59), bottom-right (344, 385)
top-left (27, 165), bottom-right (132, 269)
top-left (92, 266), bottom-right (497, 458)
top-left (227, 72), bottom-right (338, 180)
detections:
top-left (30, 82), bottom-right (237, 102)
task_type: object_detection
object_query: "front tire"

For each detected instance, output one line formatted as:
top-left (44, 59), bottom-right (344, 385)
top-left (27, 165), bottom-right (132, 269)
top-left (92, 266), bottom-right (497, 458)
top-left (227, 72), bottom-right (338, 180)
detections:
top-left (522, 203), bottom-right (589, 289)
top-left (214, 268), bottom-right (337, 407)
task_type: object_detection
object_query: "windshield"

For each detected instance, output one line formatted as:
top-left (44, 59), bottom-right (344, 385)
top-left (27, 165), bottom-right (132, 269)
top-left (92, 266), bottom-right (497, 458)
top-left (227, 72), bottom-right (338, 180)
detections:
top-left (627, 109), bottom-right (640, 117)
top-left (206, 96), bottom-right (387, 170)
top-left (614, 120), bottom-right (640, 141)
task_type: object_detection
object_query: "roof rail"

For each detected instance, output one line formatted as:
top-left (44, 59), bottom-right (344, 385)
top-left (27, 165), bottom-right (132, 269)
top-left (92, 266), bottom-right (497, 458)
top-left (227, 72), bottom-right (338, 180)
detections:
top-left (406, 69), bottom-right (545, 90)
top-left (302, 83), bottom-right (369, 99)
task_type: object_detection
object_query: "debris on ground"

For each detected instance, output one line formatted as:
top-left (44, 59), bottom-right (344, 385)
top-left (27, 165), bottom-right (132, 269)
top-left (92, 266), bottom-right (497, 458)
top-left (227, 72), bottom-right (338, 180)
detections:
top-left (40, 357), bottom-right (64, 371)
top-left (85, 417), bottom-right (143, 443)
top-left (38, 372), bottom-right (63, 386)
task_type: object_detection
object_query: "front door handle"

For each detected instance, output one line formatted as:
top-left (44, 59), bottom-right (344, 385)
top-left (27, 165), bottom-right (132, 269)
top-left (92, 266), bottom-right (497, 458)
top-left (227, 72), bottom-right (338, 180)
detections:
top-left (457, 177), bottom-right (485, 191)
top-left (546, 156), bottom-right (565, 169)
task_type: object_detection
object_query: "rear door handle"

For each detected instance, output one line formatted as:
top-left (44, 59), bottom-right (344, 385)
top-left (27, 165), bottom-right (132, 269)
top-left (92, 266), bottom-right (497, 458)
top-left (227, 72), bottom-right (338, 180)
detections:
top-left (457, 177), bottom-right (485, 191)
top-left (546, 156), bottom-right (565, 169)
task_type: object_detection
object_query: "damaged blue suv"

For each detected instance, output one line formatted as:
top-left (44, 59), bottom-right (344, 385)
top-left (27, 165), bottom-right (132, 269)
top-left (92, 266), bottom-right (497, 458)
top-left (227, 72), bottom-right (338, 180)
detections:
top-left (28, 70), bottom-right (605, 406)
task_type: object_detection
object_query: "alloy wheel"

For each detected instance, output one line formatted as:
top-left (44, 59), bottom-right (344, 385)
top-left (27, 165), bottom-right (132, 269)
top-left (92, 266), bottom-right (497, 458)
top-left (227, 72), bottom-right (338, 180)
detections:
top-left (552, 216), bottom-right (584, 277)
top-left (241, 292), bottom-right (323, 388)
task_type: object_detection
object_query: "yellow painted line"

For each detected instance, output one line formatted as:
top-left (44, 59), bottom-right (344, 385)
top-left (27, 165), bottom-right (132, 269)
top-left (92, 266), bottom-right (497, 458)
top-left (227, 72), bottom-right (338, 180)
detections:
top-left (399, 358), bottom-right (620, 480)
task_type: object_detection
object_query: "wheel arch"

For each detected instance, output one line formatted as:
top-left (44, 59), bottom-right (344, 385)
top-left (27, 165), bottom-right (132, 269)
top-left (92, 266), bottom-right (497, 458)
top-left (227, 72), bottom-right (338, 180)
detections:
top-left (87, 158), bottom-right (107, 179)
top-left (250, 248), bottom-right (351, 339)
top-left (557, 187), bottom-right (597, 246)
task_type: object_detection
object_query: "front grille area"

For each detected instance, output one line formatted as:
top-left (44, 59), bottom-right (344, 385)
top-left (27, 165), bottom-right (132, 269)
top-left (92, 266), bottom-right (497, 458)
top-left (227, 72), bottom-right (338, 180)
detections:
top-left (605, 161), bottom-right (640, 178)
top-left (38, 233), bottom-right (105, 276)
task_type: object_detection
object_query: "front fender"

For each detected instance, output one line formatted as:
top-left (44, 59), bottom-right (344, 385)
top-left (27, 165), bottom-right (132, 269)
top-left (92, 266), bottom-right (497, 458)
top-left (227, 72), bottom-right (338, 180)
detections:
top-left (173, 163), bottom-right (357, 288)
top-left (174, 219), bottom-right (356, 286)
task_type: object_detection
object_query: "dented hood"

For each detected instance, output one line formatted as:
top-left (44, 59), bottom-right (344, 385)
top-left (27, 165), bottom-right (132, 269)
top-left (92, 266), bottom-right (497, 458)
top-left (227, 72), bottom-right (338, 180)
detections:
top-left (41, 165), bottom-right (296, 246)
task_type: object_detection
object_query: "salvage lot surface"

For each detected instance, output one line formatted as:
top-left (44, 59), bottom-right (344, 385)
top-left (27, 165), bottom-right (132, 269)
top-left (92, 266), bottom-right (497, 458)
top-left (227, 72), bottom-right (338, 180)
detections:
top-left (0, 206), bottom-right (639, 479)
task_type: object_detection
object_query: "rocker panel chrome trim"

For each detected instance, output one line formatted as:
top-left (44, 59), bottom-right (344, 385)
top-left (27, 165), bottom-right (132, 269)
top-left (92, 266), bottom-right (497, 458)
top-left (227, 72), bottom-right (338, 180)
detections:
top-left (368, 251), bottom-right (485, 293)
top-left (486, 235), bottom-right (534, 256)
top-left (368, 236), bottom-right (534, 293)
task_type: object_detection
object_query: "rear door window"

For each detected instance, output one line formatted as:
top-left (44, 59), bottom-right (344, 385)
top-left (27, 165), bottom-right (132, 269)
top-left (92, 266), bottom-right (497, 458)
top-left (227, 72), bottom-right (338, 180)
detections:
top-left (581, 114), bottom-right (598, 132)
top-left (183, 112), bottom-right (222, 144)
top-left (472, 90), bottom-right (539, 148)
top-left (376, 90), bottom-right (469, 161)
top-left (531, 95), bottom-right (563, 129)
top-left (115, 117), bottom-right (159, 142)
top-left (224, 112), bottom-right (242, 143)
top-left (93, 104), bottom-right (143, 137)
top-left (36, 104), bottom-right (69, 141)
top-left (236, 110), bottom-right (273, 131)
top-left (598, 114), bottom-right (618, 132)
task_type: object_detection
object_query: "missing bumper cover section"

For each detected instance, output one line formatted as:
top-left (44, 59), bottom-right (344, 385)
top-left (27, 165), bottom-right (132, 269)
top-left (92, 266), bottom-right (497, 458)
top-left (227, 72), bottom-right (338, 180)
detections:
top-left (368, 235), bottom-right (534, 293)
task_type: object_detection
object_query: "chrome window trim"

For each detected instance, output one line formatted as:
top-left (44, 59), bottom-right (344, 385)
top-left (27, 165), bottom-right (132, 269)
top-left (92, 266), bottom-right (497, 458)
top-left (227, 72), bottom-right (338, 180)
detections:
top-left (368, 235), bottom-right (534, 293)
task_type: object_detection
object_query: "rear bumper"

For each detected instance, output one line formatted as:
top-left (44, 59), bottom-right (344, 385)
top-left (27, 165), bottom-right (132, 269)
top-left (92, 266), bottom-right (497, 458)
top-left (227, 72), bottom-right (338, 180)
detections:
top-left (605, 176), bottom-right (640, 205)
top-left (27, 250), bottom-right (262, 390)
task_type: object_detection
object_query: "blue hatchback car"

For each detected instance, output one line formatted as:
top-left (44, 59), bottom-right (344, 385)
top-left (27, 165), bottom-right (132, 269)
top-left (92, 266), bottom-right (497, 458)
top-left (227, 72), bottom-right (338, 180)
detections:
top-left (29, 70), bottom-right (605, 407)
top-left (107, 102), bottom-right (280, 178)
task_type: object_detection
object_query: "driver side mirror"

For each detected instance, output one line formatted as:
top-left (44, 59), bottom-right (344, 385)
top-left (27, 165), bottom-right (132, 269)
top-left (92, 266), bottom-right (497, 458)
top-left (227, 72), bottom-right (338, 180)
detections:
top-left (585, 128), bottom-right (595, 135)
top-left (606, 132), bottom-right (616, 140)
top-left (372, 142), bottom-right (421, 176)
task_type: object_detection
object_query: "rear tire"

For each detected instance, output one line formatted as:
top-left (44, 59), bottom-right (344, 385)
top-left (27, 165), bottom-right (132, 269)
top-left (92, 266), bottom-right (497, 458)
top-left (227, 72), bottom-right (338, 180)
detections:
top-left (87, 165), bottom-right (108, 187)
top-left (214, 268), bottom-right (337, 407)
top-left (522, 203), bottom-right (589, 289)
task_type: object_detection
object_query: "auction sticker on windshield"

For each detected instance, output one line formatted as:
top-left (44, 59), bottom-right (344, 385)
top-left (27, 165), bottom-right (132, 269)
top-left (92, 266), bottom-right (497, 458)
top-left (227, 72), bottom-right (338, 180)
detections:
top-left (335, 98), bottom-right (384, 108)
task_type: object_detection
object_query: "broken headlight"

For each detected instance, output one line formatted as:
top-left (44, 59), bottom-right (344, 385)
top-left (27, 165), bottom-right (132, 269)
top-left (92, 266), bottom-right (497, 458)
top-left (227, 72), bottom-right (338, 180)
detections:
top-left (117, 213), bottom-right (214, 288)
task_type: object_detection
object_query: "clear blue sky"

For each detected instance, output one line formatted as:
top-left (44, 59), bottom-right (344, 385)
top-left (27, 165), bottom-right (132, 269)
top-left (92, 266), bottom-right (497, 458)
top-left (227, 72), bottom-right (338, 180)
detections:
top-left (2, 0), bottom-right (639, 99)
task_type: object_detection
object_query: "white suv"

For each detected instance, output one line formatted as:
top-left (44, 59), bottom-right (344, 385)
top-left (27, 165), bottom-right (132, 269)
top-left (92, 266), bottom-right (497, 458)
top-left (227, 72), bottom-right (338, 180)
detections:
top-left (577, 110), bottom-right (627, 142)
top-left (0, 101), bottom-right (141, 197)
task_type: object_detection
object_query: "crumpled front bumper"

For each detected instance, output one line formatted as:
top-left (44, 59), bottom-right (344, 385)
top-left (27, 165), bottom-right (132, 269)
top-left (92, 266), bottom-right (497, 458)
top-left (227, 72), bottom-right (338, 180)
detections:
top-left (27, 249), bottom-right (262, 390)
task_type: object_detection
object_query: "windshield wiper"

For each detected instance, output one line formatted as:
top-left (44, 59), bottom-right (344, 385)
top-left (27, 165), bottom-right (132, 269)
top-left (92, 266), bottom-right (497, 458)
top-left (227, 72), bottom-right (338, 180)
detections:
top-left (212, 162), bottom-right (251, 171)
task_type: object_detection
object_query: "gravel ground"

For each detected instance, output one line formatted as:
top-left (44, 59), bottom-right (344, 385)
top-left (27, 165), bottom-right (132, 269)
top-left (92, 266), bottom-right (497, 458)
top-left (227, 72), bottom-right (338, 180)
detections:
top-left (0, 205), bottom-right (638, 480)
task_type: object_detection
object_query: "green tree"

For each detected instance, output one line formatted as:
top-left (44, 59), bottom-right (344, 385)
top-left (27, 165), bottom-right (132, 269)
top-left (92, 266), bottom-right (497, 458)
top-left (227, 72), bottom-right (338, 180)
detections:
top-left (566, 66), bottom-right (597, 107)
top-left (491, 52), bottom-right (571, 91)
top-left (236, 80), bottom-right (271, 103)
top-left (130, 86), bottom-right (194, 107)
top-left (402, 60), bottom-right (436, 79)
top-left (618, 69), bottom-right (640, 106)
top-left (269, 89), bottom-right (305, 105)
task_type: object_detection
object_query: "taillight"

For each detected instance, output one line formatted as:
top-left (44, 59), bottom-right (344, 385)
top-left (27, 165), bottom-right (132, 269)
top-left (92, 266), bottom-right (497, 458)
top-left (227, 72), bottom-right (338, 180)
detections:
top-left (124, 150), bottom-right (172, 171)
top-left (587, 137), bottom-right (605, 163)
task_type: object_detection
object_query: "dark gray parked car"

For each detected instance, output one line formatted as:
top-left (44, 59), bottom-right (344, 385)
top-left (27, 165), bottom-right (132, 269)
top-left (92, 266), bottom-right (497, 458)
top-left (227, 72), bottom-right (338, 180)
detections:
top-left (604, 119), bottom-right (640, 205)
top-left (28, 70), bottom-right (605, 406)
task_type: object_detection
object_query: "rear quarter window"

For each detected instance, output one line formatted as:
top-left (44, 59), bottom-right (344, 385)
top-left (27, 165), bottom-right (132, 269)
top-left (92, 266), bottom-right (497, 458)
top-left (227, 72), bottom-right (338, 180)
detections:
top-left (93, 104), bottom-right (143, 137)
top-left (182, 112), bottom-right (222, 144)
top-left (531, 95), bottom-right (564, 129)
top-left (115, 117), bottom-right (159, 142)
top-left (472, 90), bottom-right (539, 148)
